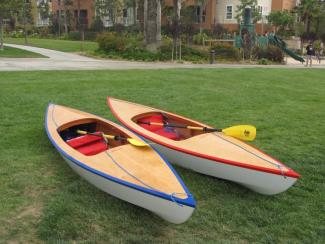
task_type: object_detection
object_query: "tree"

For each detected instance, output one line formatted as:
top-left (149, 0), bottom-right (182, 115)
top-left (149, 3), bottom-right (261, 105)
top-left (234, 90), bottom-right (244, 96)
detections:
top-left (0, 0), bottom-right (23, 50)
top-left (236, 0), bottom-right (262, 24)
top-left (62, 0), bottom-right (73, 34)
top-left (267, 10), bottom-right (294, 34)
top-left (38, 0), bottom-right (50, 20)
top-left (294, 0), bottom-right (321, 33)
top-left (143, 0), bottom-right (162, 52)
top-left (95, 0), bottom-right (124, 26)
top-left (195, 0), bottom-right (207, 33)
top-left (124, 0), bottom-right (138, 25)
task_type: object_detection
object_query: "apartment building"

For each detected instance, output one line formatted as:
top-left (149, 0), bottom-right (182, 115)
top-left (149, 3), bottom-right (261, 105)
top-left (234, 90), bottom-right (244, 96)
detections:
top-left (49, 0), bottom-right (298, 32)
top-left (164, 0), bottom-right (297, 33)
top-left (51, 0), bottom-right (95, 29)
top-left (51, 0), bottom-right (137, 30)
top-left (271, 0), bottom-right (297, 11)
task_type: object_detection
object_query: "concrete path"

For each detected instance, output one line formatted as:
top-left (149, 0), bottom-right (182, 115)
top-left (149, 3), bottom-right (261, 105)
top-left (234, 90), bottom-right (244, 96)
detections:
top-left (1, 43), bottom-right (324, 71)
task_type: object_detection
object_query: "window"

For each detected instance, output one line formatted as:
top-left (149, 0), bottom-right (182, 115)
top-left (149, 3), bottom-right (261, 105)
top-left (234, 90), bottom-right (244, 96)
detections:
top-left (123, 9), bottom-right (128, 18)
top-left (195, 6), bottom-right (206, 23)
top-left (226, 6), bottom-right (232, 19)
top-left (258, 5), bottom-right (263, 15)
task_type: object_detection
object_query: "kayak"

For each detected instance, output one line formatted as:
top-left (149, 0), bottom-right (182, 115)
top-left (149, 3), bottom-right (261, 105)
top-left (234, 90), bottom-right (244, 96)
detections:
top-left (45, 104), bottom-right (195, 224)
top-left (107, 97), bottom-right (300, 195)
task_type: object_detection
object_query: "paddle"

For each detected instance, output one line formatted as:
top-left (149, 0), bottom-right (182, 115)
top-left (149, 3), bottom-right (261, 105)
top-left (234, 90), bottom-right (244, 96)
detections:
top-left (137, 122), bottom-right (256, 141)
top-left (76, 130), bottom-right (148, 147)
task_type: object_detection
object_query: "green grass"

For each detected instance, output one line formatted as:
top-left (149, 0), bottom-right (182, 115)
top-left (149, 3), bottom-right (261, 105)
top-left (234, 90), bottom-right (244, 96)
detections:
top-left (4, 37), bottom-right (98, 53)
top-left (0, 69), bottom-right (324, 242)
top-left (0, 46), bottom-right (46, 58)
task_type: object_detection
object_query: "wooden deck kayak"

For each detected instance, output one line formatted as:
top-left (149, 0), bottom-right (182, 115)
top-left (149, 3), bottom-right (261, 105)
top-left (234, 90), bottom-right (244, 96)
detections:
top-left (107, 97), bottom-right (300, 195)
top-left (45, 104), bottom-right (195, 224)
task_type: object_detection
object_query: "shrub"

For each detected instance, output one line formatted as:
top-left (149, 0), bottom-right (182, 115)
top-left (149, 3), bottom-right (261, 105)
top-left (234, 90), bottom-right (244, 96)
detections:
top-left (68, 31), bottom-right (98, 41)
top-left (91, 17), bottom-right (104, 32)
top-left (321, 33), bottom-right (325, 43)
top-left (210, 44), bottom-right (240, 60)
top-left (193, 32), bottom-right (209, 45)
top-left (97, 32), bottom-right (127, 52)
top-left (252, 45), bottom-right (284, 63)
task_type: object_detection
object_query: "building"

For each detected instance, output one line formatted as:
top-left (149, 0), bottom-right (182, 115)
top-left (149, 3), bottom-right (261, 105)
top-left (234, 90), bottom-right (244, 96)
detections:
top-left (51, 0), bottom-right (137, 30)
top-left (163, 0), bottom-right (297, 34)
top-left (51, 0), bottom-right (95, 30)
top-left (271, 0), bottom-right (297, 11)
top-left (50, 0), bottom-right (298, 33)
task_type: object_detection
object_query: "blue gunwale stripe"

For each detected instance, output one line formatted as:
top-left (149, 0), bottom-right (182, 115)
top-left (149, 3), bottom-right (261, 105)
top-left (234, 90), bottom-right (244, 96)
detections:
top-left (45, 104), bottom-right (196, 208)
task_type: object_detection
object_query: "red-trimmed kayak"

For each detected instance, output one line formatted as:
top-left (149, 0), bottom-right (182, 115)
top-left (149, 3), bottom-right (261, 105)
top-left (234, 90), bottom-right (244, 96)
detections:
top-left (107, 97), bottom-right (300, 195)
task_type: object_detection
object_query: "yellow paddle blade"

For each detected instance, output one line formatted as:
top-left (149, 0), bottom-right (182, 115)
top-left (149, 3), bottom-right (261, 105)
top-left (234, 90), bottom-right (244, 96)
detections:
top-left (222, 125), bottom-right (256, 141)
top-left (127, 138), bottom-right (148, 147)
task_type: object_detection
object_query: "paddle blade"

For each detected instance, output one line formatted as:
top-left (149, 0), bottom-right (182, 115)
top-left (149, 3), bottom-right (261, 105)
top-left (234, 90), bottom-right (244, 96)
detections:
top-left (127, 138), bottom-right (148, 147)
top-left (222, 125), bottom-right (256, 141)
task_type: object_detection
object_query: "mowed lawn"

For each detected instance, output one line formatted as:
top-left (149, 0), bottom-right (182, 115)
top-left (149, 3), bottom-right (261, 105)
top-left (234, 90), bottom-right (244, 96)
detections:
top-left (4, 37), bottom-right (98, 53)
top-left (0, 46), bottom-right (46, 58)
top-left (0, 69), bottom-right (324, 243)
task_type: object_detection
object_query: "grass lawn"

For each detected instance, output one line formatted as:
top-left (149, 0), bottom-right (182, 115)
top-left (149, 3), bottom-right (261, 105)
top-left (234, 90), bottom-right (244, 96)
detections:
top-left (0, 69), bottom-right (324, 242)
top-left (4, 37), bottom-right (98, 53)
top-left (0, 46), bottom-right (46, 58)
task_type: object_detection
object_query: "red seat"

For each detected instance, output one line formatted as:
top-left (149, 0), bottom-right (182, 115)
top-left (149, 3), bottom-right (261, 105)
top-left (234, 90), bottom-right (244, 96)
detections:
top-left (154, 128), bottom-right (180, 140)
top-left (138, 115), bottom-right (164, 132)
top-left (138, 115), bottom-right (179, 140)
top-left (66, 134), bottom-right (108, 156)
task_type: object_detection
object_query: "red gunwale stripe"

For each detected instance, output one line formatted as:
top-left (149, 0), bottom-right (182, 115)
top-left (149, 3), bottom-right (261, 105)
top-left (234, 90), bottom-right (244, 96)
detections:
top-left (107, 97), bottom-right (300, 179)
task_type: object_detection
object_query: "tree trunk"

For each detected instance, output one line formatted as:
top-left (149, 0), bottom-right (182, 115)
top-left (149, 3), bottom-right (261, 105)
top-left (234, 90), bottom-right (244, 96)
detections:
top-left (77, 0), bottom-right (80, 30)
top-left (0, 17), bottom-right (3, 51)
top-left (306, 16), bottom-right (310, 33)
top-left (63, 4), bottom-right (68, 34)
top-left (144, 0), bottom-right (161, 52)
top-left (58, 0), bottom-right (62, 36)
top-left (133, 0), bottom-right (138, 25)
top-left (199, 3), bottom-right (203, 33)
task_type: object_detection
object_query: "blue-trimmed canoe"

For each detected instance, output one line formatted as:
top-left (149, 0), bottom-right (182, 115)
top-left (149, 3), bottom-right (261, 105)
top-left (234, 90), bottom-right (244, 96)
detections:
top-left (45, 104), bottom-right (195, 224)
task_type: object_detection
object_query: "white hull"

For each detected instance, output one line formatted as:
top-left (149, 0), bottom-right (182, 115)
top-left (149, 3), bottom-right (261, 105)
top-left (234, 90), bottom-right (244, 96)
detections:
top-left (61, 153), bottom-right (194, 224)
top-left (147, 141), bottom-right (297, 195)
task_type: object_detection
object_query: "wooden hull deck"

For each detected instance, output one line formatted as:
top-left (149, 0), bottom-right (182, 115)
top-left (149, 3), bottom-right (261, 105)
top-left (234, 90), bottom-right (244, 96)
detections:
top-left (45, 104), bottom-right (195, 224)
top-left (107, 97), bottom-right (300, 195)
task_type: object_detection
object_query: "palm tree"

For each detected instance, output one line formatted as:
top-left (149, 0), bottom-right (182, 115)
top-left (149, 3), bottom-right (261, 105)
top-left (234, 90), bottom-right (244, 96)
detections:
top-left (143, 0), bottom-right (162, 51)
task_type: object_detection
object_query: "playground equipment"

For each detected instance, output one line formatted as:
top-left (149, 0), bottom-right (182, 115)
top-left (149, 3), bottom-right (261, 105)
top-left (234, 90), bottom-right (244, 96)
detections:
top-left (235, 7), bottom-right (304, 63)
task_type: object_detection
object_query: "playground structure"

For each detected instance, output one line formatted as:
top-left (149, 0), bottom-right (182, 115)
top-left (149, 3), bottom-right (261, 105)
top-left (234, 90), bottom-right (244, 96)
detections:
top-left (234, 7), bottom-right (305, 63)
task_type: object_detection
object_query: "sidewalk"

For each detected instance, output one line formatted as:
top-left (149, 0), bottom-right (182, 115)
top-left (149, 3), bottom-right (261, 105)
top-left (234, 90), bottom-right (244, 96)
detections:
top-left (1, 44), bottom-right (324, 71)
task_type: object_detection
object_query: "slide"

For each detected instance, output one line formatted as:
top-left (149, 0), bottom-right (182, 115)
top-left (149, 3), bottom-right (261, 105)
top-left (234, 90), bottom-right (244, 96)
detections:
top-left (268, 35), bottom-right (305, 63)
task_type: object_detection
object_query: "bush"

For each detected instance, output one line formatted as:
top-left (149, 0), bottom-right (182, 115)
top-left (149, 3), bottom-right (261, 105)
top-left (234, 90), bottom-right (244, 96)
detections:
top-left (193, 32), bottom-right (209, 45)
top-left (67, 31), bottom-right (98, 41)
top-left (252, 45), bottom-right (284, 63)
top-left (320, 33), bottom-right (325, 43)
top-left (91, 17), bottom-right (104, 32)
top-left (97, 32), bottom-right (128, 52)
top-left (210, 44), bottom-right (240, 60)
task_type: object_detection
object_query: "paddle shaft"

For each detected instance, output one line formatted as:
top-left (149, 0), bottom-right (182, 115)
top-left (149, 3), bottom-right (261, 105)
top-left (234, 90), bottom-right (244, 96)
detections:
top-left (138, 122), bottom-right (222, 132)
top-left (76, 130), bottom-right (126, 141)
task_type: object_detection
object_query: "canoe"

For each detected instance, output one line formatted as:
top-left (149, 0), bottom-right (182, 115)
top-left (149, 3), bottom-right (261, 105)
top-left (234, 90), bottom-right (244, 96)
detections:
top-left (45, 104), bottom-right (195, 224)
top-left (107, 97), bottom-right (300, 195)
